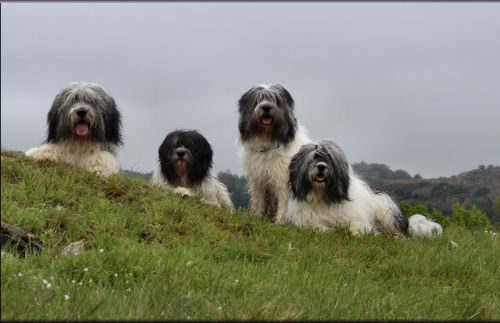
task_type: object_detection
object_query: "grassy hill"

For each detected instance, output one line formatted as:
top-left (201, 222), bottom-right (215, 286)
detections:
top-left (1, 150), bottom-right (499, 320)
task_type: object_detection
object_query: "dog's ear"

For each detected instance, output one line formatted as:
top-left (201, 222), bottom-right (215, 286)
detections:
top-left (272, 84), bottom-right (297, 144)
top-left (275, 104), bottom-right (297, 144)
top-left (46, 88), bottom-right (71, 143)
top-left (275, 85), bottom-right (295, 110)
top-left (289, 145), bottom-right (314, 201)
top-left (238, 88), bottom-right (258, 140)
top-left (102, 94), bottom-right (123, 146)
top-left (188, 132), bottom-right (213, 184)
top-left (321, 141), bottom-right (350, 203)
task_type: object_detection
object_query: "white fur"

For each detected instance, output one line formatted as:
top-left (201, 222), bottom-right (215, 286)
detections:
top-left (239, 125), bottom-right (311, 223)
top-left (25, 141), bottom-right (118, 177)
top-left (286, 168), bottom-right (443, 238)
top-left (151, 161), bottom-right (233, 210)
top-left (408, 214), bottom-right (443, 238)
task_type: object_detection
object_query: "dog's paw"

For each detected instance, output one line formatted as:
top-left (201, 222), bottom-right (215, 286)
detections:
top-left (173, 187), bottom-right (194, 198)
top-left (26, 147), bottom-right (58, 162)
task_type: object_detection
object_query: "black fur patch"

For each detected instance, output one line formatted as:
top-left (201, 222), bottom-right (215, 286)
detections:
top-left (158, 129), bottom-right (213, 186)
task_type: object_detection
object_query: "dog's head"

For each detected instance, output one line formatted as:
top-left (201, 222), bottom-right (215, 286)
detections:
top-left (289, 140), bottom-right (350, 204)
top-left (238, 83), bottom-right (298, 145)
top-left (46, 82), bottom-right (122, 147)
top-left (158, 130), bottom-right (213, 186)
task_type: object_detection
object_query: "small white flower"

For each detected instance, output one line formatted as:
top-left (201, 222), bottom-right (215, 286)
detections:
top-left (127, 287), bottom-right (131, 292)
top-left (79, 282), bottom-right (83, 286)
top-left (18, 273), bottom-right (23, 277)
top-left (43, 279), bottom-right (48, 284)
top-left (126, 280), bottom-right (129, 284)
top-left (234, 279), bottom-right (239, 284)
top-left (112, 290), bottom-right (115, 293)
top-left (218, 306), bottom-right (222, 310)
top-left (50, 276), bottom-right (54, 280)
top-left (89, 279), bottom-right (93, 283)
top-left (114, 273), bottom-right (118, 277)
top-left (187, 316), bottom-right (191, 320)
top-left (186, 261), bottom-right (193, 266)
top-left (99, 249), bottom-right (104, 253)
top-left (46, 283), bottom-right (52, 288)
top-left (83, 268), bottom-right (88, 272)
top-left (72, 280), bottom-right (76, 283)
top-left (64, 295), bottom-right (70, 301)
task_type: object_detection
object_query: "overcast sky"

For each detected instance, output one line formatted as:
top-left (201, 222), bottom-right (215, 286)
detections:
top-left (2, 2), bottom-right (499, 178)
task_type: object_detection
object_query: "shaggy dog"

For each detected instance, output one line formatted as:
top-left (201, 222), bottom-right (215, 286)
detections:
top-left (25, 82), bottom-right (122, 177)
top-left (238, 83), bottom-right (311, 222)
top-left (286, 140), bottom-right (443, 238)
top-left (151, 130), bottom-right (233, 210)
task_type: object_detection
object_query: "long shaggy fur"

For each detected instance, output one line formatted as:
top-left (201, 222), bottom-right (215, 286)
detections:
top-left (238, 83), bottom-right (311, 222)
top-left (25, 82), bottom-right (122, 177)
top-left (286, 140), bottom-right (443, 238)
top-left (151, 130), bottom-right (233, 210)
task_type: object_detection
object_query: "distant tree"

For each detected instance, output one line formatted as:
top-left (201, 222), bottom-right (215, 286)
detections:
top-left (413, 174), bottom-right (423, 179)
top-left (473, 187), bottom-right (490, 198)
top-left (494, 196), bottom-right (500, 216)
top-left (478, 165), bottom-right (486, 170)
top-left (451, 202), bottom-right (491, 229)
top-left (393, 170), bottom-right (412, 179)
top-left (217, 171), bottom-right (250, 209)
top-left (487, 164), bottom-right (494, 169)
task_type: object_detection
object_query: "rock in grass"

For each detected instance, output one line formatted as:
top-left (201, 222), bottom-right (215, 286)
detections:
top-left (1, 221), bottom-right (47, 255)
top-left (62, 240), bottom-right (85, 256)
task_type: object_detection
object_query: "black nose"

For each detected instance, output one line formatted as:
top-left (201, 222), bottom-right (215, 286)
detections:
top-left (261, 104), bottom-right (272, 113)
top-left (175, 147), bottom-right (188, 159)
top-left (76, 107), bottom-right (88, 117)
top-left (317, 163), bottom-right (326, 172)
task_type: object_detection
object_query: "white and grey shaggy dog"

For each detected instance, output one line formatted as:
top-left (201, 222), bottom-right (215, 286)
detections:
top-left (25, 82), bottom-right (122, 177)
top-left (238, 83), bottom-right (311, 222)
top-left (286, 140), bottom-right (443, 238)
top-left (152, 130), bottom-right (233, 210)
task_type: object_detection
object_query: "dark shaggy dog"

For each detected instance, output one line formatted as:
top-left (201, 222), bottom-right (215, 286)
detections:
top-left (237, 83), bottom-right (312, 222)
top-left (286, 140), bottom-right (443, 238)
top-left (152, 130), bottom-right (233, 209)
top-left (25, 82), bottom-right (122, 177)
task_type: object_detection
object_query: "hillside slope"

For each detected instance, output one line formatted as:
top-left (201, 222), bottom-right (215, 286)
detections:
top-left (1, 151), bottom-right (499, 320)
top-left (352, 163), bottom-right (500, 224)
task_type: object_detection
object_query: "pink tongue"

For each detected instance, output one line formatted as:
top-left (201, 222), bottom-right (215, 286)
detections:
top-left (75, 123), bottom-right (89, 136)
top-left (262, 117), bottom-right (273, 125)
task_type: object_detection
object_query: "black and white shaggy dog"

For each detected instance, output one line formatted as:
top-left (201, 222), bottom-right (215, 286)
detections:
top-left (238, 83), bottom-right (311, 222)
top-left (151, 130), bottom-right (233, 210)
top-left (25, 82), bottom-right (122, 177)
top-left (285, 140), bottom-right (443, 238)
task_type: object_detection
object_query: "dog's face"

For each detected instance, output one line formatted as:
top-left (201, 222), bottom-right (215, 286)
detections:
top-left (46, 82), bottom-right (122, 146)
top-left (158, 130), bottom-right (213, 186)
top-left (289, 140), bottom-right (350, 204)
top-left (238, 83), bottom-right (298, 145)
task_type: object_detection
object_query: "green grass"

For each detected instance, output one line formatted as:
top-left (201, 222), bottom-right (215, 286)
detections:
top-left (1, 150), bottom-right (499, 320)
